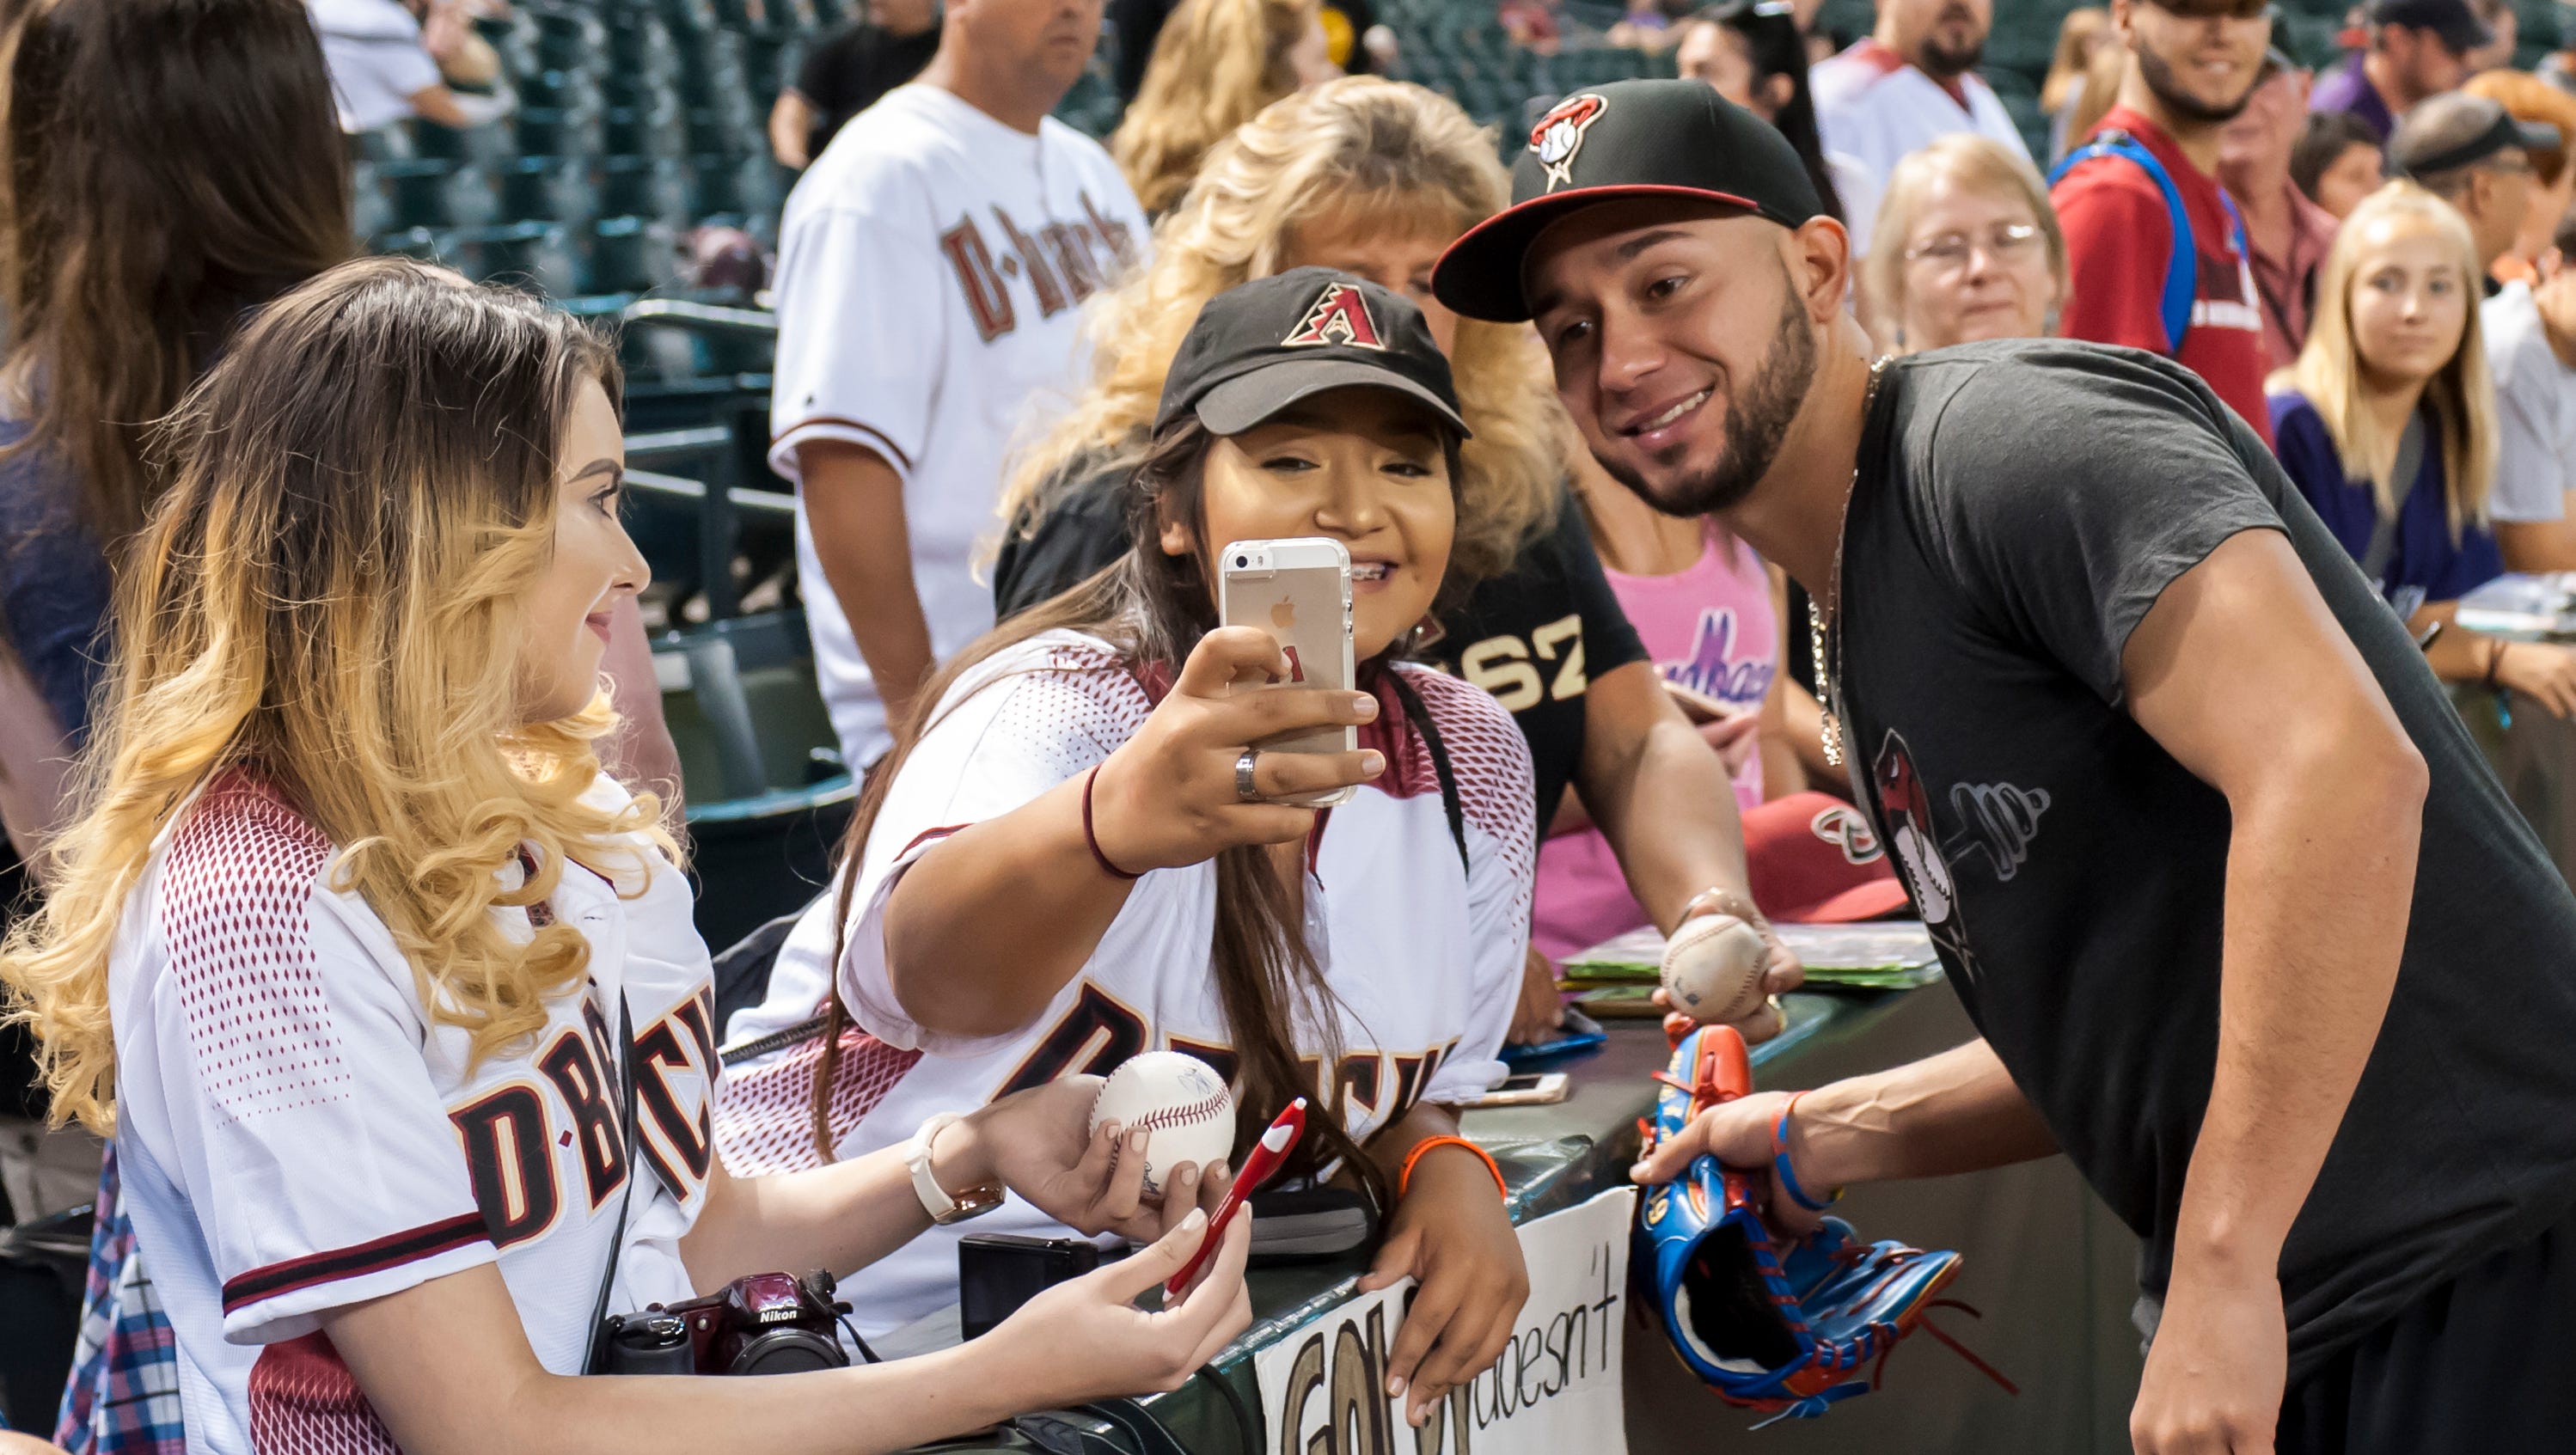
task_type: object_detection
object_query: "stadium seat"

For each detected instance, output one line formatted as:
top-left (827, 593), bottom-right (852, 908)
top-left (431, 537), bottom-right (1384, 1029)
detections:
top-left (599, 155), bottom-right (696, 227)
top-left (584, 215), bottom-right (682, 296)
top-left (515, 105), bottom-right (606, 158)
top-left (520, 67), bottom-right (606, 114)
top-left (350, 162), bottom-right (394, 240)
top-left (496, 156), bottom-right (599, 227)
top-left (607, 101), bottom-right (689, 158)
top-left (437, 220), bottom-right (587, 297)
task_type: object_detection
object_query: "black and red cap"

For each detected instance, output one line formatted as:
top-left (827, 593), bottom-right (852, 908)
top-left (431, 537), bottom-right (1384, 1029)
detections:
top-left (1431, 79), bottom-right (1825, 324)
top-left (1155, 266), bottom-right (1469, 437)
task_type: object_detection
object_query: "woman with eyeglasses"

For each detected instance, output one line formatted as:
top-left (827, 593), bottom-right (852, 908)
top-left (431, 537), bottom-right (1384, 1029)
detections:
top-left (1863, 134), bottom-right (2069, 352)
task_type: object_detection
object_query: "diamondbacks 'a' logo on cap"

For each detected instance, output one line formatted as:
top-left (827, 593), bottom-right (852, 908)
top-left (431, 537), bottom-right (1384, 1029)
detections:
top-left (1282, 281), bottom-right (1384, 348)
top-left (1531, 94), bottom-right (1608, 192)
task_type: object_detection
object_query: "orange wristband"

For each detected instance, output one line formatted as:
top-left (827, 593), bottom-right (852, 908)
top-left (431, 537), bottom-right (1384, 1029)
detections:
top-left (1398, 1134), bottom-right (1508, 1201)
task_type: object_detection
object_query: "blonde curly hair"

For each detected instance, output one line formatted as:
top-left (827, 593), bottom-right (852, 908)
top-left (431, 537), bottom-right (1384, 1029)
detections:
top-left (1111, 0), bottom-right (1322, 217)
top-left (1, 260), bottom-right (673, 1132)
top-left (1007, 76), bottom-right (1564, 588)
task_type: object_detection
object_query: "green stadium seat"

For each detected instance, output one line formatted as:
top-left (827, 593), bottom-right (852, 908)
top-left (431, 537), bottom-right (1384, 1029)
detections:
top-left (497, 156), bottom-right (598, 226)
top-left (515, 106), bottom-right (605, 157)
top-left (443, 221), bottom-right (587, 297)
top-left (351, 162), bottom-right (393, 239)
top-left (599, 155), bottom-right (694, 226)
top-left (606, 102), bottom-right (689, 158)
top-left (373, 225), bottom-right (443, 265)
top-left (520, 67), bottom-right (605, 114)
top-left (584, 215), bottom-right (682, 296)
top-left (687, 107), bottom-right (758, 156)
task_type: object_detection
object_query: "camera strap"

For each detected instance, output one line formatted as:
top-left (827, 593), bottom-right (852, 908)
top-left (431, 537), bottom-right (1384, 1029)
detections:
top-left (582, 991), bottom-right (640, 1375)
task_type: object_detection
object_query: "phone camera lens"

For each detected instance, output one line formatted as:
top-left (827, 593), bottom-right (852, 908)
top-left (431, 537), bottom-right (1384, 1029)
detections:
top-left (1234, 554), bottom-right (1248, 568)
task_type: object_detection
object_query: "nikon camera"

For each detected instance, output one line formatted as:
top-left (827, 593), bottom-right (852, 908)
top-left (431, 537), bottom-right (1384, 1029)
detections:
top-left (600, 1270), bottom-right (851, 1376)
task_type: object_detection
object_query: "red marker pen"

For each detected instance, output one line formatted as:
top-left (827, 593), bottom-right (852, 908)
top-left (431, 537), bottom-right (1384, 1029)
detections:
top-left (1166, 1097), bottom-right (1307, 1299)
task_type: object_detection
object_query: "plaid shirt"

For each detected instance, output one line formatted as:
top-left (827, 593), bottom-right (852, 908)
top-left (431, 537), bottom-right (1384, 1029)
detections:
top-left (53, 1145), bottom-right (184, 1455)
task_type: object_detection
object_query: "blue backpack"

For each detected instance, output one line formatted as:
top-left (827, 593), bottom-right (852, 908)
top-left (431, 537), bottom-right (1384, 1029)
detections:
top-left (2047, 131), bottom-right (2249, 355)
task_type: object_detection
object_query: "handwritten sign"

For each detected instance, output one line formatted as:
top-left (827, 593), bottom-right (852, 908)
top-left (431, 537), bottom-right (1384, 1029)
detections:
top-left (1252, 1186), bottom-right (1636, 1455)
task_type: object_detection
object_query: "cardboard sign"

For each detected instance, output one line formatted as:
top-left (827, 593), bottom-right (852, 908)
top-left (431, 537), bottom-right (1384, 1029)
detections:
top-left (1252, 1186), bottom-right (1636, 1455)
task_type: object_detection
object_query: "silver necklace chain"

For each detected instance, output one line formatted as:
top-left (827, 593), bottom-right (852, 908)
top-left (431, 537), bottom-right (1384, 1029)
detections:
top-left (1807, 357), bottom-right (1893, 770)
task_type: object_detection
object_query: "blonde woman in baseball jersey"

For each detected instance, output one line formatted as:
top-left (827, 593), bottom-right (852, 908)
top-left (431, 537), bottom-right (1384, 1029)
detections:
top-left (0, 260), bottom-right (1249, 1455)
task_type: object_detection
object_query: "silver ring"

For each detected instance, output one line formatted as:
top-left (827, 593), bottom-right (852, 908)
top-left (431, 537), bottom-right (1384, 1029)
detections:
top-left (1235, 747), bottom-right (1263, 803)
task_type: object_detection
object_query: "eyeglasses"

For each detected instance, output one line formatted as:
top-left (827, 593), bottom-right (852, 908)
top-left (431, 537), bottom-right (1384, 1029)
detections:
top-left (2139, 0), bottom-right (2276, 20)
top-left (1902, 222), bottom-right (2044, 272)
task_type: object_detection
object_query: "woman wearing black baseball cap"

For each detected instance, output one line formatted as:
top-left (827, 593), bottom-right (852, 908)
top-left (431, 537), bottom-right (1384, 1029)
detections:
top-left (777, 269), bottom-right (1533, 1428)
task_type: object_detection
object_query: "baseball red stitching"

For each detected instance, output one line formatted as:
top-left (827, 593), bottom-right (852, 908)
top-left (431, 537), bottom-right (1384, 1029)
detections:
top-left (1126, 1090), bottom-right (1229, 1133)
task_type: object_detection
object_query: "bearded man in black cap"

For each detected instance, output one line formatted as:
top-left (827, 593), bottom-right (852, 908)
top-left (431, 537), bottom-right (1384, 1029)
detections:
top-left (1439, 78), bottom-right (2576, 1452)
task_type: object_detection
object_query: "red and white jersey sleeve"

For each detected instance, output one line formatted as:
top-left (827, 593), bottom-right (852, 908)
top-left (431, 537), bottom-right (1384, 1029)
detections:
top-left (713, 631), bottom-right (1536, 1335)
top-left (108, 773), bottom-right (717, 1454)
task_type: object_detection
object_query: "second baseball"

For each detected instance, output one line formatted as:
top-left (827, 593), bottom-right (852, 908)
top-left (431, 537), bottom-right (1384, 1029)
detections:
top-left (1089, 1051), bottom-right (1237, 1200)
top-left (1661, 914), bottom-right (1769, 1024)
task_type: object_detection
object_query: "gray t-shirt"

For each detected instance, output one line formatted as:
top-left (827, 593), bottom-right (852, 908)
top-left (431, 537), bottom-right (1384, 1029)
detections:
top-left (1836, 339), bottom-right (2576, 1379)
top-left (2481, 282), bottom-right (2576, 525)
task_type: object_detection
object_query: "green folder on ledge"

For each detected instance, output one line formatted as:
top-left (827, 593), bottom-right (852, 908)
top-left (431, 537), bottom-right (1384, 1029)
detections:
top-left (1563, 921), bottom-right (1944, 1016)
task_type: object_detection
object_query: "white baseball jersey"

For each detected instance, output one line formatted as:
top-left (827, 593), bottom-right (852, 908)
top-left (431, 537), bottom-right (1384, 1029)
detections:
top-left (307, 0), bottom-right (442, 134)
top-left (767, 85), bottom-right (1149, 767)
top-left (1810, 40), bottom-right (2032, 194)
top-left (715, 631), bottom-right (1534, 1333)
top-left (109, 773), bottom-right (718, 1454)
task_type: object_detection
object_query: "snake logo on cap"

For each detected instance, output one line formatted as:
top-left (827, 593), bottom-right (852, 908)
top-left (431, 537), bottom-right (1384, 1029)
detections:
top-left (1282, 281), bottom-right (1385, 348)
top-left (1531, 94), bottom-right (1608, 192)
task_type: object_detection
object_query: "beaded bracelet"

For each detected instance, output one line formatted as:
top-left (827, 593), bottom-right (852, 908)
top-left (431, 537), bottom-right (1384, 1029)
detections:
top-left (1398, 1134), bottom-right (1508, 1201)
top-left (1080, 765), bottom-right (1141, 881)
top-left (1771, 1091), bottom-right (1845, 1213)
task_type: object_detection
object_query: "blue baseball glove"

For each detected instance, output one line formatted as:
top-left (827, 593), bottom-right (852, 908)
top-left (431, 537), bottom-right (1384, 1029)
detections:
top-left (1635, 1025), bottom-right (2005, 1423)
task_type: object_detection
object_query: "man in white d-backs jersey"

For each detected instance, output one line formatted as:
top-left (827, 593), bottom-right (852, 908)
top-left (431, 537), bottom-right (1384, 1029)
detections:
top-left (1808, 0), bottom-right (2031, 192)
top-left (768, 0), bottom-right (1148, 770)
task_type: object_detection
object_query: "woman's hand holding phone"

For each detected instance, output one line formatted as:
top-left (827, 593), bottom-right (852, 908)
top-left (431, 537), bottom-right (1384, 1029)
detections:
top-left (1088, 626), bottom-right (1385, 871)
top-left (973, 1208), bottom-right (1255, 1406)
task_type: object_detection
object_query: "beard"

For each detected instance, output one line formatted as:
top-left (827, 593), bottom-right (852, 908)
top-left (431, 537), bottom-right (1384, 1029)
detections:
top-left (1919, 32), bottom-right (1985, 79)
top-left (2135, 43), bottom-right (2258, 125)
top-left (1595, 278), bottom-right (1818, 518)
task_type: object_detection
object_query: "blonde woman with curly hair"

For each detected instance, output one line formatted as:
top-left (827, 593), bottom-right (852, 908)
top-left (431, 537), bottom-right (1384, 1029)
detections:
top-left (1111, 0), bottom-right (1338, 217)
top-left (0, 259), bottom-right (1250, 1455)
top-left (982, 76), bottom-right (1802, 1049)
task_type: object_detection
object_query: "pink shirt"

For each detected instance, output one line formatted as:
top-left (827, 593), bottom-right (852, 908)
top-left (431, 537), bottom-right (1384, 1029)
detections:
top-left (1531, 535), bottom-right (1778, 960)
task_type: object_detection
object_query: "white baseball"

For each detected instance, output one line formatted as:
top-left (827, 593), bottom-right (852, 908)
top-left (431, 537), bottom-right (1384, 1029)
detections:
top-left (1089, 1051), bottom-right (1236, 1200)
top-left (1660, 914), bottom-right (1770, 1024)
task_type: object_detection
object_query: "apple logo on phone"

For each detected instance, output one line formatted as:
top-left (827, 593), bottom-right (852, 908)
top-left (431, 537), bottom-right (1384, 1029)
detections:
top-left (1270, 596), bottom-right (1297, 631)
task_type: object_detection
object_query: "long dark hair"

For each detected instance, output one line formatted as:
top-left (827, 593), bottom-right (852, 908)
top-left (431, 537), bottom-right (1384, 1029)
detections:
top-left (0, 0), bottom-right (353, 549)
top-left (1700, 0), bottom-right (1847, 225)
top-left (809, 415), bottom-right (1466, 1209)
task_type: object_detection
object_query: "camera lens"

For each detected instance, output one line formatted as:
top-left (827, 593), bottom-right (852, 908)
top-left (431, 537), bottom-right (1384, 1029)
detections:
top-left (1235, 554), bottom-right (1248, 568)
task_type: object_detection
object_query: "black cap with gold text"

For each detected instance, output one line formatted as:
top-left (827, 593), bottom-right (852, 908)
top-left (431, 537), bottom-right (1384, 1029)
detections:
top-left (1431, 79), bottom-right (1824, 324)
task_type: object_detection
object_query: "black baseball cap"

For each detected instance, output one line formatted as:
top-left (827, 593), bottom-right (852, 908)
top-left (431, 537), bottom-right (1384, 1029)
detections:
top-left (1431, 79), bottom-right (1825, 324)
top-left (2390, 91), bottom-right (2560, 177)
top-left (2365, 0), bottom-right (2491, 52)
top-left (1154, 266), bottom-right (1470, 438)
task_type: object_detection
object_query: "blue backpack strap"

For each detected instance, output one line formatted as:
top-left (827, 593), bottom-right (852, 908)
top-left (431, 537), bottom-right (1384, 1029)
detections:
top-left (2048, 131), bottom-right (2196, 354)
